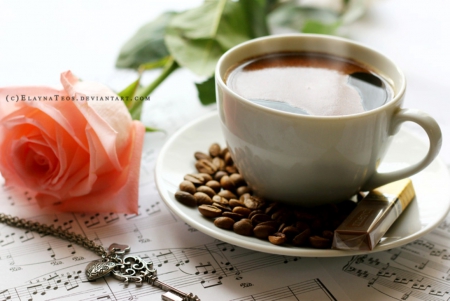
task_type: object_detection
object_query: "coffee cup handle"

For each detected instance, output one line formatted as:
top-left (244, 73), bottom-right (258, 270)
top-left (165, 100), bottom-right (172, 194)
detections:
top-left (361, 108), bottom-right (442, 191)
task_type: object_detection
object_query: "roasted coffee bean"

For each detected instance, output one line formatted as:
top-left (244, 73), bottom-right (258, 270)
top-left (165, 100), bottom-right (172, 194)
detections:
top-left (184, 173), bottom-right (205, 185)
top-left (295, 221), bottom-right (309, 231)
top-left (218, 190), bottom-right (237, 200)
top-left (180, 144), bottom-right (360, 250)
top-left (294, 210), bottom-right (317, 222)
top-left (220, 176), bottom-right (235, 191)
top-left (212, 195), bottom-right (229, 205)
top-left (251, 213), bottom-right (271, 225)
top-left (236, 186), bottom-right (251, 196)
top-left (224, 152), bottom-right (233, 166)
top-left (196, 185), bottom-right (216, 198)
top-left (195, 159), bottom-right (218, 175)
top-left (309, 236), bottom-right (331, 249)
top-left (244, 196), bottom-right (265, 210)
top-left (214, 171), bottom-right (228, 181)
top-left (258, 220), bottom-right (280, 229)
top-left (229, 173), bottom-right (246, 187)
top-left (209, 143), bottom-right (221, 158)
top-left (292, 228), bottom-right (311, 246)
top-left (233, 220), bottom-right (253, 236)
top-left (212, 202), bottom-right (231, 212)
top-left (253, 224), bottom-right (276, 239)
top-left (278, 223), bottom-right (287, 233)
top-left (225, 165), bottom-right (238, 174)
top-left (268, 232), bottom-right (286, 245)
top-left (332, 216), bottom-right (346, 229)
top-left (322, 230), bottom-right (334, 240)
top-left (248, 209), bottom-right (263, 219)
top-left (206, 180), bottom-right (221, 193)
top-left (317, 207), bottom-right (333, 221)
top-left (198, 205), bottom-right (222, 218)
top-left (271, 208), bottom-right (293, 224)
top-left (212, 157), bottom-right (226, 171)
top-left (198, 173), bottom-right (213, 182)
top-left (232, 206), bottom-right (251, 217)
top-left (282, 226), bottom-right (300, 241)
top-left (179, 181), bottom-right (196, 194)
top-left (310, 219), bottom-right (324, 233)
top-left (229, 199), bottom-right (245, 208)
top-left (220, 147), bottom-right (229, 159)
top-left (175, 191), bottom-right (196, 207)
top-left (194, 151), bottom-right (212, 161)
top-left (214, 216), bottom-right (235, 230)
top-left (222, 211), bottom-right (244, 221)
top-left (240, 218), bottom-right (252, 224)
top-left (194, 192), bottom-right (212, 205)
top-left (265, 202), bottom-right (281, 215)
top-left (239, 193), bottom-right (251, 202)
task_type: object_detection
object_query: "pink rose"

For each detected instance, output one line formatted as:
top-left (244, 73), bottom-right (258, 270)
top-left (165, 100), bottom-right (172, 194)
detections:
top-left (0, 71), bottom-right (145, 213)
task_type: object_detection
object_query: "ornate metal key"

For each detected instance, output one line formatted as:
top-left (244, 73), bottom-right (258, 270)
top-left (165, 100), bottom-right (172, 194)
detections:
top-left (0, 215), bottom-right (200, 301)
top-left (85, 243), bottom-right (200, 301)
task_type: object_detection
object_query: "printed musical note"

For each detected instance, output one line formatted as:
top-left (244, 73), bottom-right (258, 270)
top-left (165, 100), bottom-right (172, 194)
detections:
top-left (27, 284), bottom-right (46, 299)
top-left (103, 212), bottom-right (119, 224)
top-left (145, 202), bottom-right (161, 216)
top-left (216, 242), bottom-right (235, 252)
top-left (157, 251), bottom-right (172, 263)
top-left (82, 213), bottom-right (100, 228)
top-left (230, 279), bottom-right (338, 301)
top-left (200, 276), bottom-right (222, 288)
top-left (195, 263), bottom-right (216, 275)
top-left (411, 283), bottom-right (429, 290)
top-left (19, 230), bottom-right (34, 243)
top-left (124, 205), bottom-right (142, 220)
top-left (0, 289), bottom-right (12, 301)
top-left (0, 232), bottom-right (15, 247)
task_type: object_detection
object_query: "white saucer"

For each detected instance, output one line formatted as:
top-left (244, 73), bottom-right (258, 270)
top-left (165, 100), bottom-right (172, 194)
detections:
top-left (155, 111), bottom-right (450, 257)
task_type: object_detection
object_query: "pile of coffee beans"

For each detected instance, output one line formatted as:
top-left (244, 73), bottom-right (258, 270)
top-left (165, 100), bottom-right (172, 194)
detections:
top-left (174, 143), bottom-right (357, 249)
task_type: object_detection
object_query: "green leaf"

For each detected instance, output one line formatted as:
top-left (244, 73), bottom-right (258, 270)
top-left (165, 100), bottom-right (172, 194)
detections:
top-left (145, 126), bottom-right (165, 133)
top-left (302, 19), bottom-right (341, 35)
top-left (268, 3), bottom-right (340, 34)
top-left (138, 56), bottom-right (170, 72)
top-left (165, 0), bottom-right (253, 77)
top-left (195, 76), bottom-right (216, 105)
top-left (118, 77), bottom-right (140, 109)
top-left (239, 0), bottom-right (270, 38)
top-left (116, 12), bottom-right (176, 69)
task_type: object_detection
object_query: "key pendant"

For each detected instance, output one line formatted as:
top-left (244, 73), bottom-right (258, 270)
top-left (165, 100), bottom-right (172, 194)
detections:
top-left (85, 243), bottom-right (200, 301)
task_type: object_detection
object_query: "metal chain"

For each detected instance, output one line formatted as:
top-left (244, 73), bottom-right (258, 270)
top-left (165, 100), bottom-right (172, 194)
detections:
top-left (0, 213), bottom-right (108, 257)
top-left (1, 213), bottom-right (201, 301)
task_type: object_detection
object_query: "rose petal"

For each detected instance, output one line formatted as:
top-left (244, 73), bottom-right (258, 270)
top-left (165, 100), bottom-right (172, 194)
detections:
top-left (60, 71), bottom-right (133, 170)
top-left (35, 120), bottom-right (145, 213)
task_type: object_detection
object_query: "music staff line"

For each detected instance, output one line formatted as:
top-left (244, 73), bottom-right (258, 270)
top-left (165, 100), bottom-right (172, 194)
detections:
top-left (230, 279), bottom-right (337, 301)
top-left (0, 240), bottom-right (302, 301)
top-left (343, 253), bottom-right (450, 301)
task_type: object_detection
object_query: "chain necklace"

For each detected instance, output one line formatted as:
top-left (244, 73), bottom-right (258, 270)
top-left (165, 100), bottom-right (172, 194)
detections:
top-left (0, 213), bottom-right (200, 301)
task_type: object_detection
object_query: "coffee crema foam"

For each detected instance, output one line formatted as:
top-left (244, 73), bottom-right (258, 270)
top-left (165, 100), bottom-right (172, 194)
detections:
top-left (225, 52), bottom-right (393, 116)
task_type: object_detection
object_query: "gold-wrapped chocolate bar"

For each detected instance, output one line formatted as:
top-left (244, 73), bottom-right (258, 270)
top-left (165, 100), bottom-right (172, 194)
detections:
top-left (333, 178), bottom-right (415, 250)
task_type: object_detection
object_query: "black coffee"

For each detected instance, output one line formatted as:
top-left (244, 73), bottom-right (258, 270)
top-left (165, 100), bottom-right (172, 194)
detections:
top-left (225, 52), bottom-right (393, 116)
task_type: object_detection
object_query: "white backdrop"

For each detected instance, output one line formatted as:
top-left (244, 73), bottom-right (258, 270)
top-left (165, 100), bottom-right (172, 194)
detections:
top-left (1, 0), bottom-right (449, 165)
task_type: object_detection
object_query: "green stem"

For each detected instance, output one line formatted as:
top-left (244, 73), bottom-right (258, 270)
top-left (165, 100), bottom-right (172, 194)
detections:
top-left (129, 57), bottom-right (179, 120)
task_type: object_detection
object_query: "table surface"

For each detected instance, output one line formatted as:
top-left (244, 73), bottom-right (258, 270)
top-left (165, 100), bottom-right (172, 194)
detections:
top-left (1, 1), bottom-right (450, 301)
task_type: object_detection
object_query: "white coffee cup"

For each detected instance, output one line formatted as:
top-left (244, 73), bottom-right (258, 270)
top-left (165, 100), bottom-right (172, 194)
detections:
top-left (215, 34), bottom-right (442, 206)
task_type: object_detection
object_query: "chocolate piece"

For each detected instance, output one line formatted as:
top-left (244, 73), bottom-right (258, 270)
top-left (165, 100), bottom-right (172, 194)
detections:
top-left (333, 178), bottom-right (415, 250)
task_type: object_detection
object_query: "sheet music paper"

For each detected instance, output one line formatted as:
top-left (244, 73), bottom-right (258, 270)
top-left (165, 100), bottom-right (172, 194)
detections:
top-left (1, 70), bottom-right (450, 300)
top-left (0, 139), bottom-right (349, 300)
